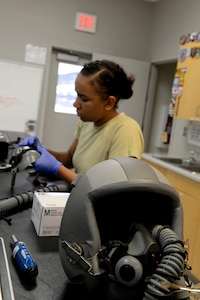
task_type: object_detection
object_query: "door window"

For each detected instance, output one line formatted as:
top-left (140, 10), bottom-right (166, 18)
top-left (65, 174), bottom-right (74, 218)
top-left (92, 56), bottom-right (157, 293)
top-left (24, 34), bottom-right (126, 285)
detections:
top-left (54, 62), bottom-right (83, 115)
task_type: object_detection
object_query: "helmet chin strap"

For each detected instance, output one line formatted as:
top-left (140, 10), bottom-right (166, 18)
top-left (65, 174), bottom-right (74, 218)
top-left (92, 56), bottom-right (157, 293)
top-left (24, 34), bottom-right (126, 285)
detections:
top-left (61, 240), bottom-right (104, 276)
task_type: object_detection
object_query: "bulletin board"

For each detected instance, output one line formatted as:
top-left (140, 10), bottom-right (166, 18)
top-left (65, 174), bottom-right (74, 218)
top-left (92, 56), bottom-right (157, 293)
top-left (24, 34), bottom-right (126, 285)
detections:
top-left (173, 36), bottom-right (200, 119)
top-left (0, 59), bottom-right (43, 132)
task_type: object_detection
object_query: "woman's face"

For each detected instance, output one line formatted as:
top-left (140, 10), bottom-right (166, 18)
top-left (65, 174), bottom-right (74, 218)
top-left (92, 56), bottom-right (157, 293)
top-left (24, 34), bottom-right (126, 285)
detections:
top-left (73, 73), bottom-right (112, 125)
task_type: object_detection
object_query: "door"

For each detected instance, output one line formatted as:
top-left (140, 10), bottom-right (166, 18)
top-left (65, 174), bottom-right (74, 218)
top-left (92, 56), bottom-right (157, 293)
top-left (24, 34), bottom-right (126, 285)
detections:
top-left (41, 49), bottom-right (91, 151)
top-left (41, 50), bottom-right (151, 151)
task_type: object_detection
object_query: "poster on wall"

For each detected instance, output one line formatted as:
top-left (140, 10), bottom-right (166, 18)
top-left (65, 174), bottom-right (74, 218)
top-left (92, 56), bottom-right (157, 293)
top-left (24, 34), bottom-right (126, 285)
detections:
top-left (0, 59), bottom-right (43, 133)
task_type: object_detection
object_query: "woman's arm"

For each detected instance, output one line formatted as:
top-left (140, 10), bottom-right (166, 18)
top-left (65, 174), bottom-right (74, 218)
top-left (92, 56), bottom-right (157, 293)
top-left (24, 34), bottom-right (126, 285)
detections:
top-left (56, 164), bottom-right (78, 183)
top-left (47, 139), bottom-right (79, 183)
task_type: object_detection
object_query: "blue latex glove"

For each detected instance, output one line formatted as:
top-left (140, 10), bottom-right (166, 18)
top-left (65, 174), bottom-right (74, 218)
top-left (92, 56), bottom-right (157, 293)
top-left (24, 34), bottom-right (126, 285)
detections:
top-left (33, 147), bottom-right (62, 176)
top-left (18, 136), bottom-right (43, 151)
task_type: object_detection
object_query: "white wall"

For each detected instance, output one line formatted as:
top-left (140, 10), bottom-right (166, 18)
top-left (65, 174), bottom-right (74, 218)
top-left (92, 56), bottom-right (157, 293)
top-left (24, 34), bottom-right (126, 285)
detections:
top-left (1, 0), bottom-right (200, 150)
top-left (3, 0), bottom-right (200, 65)
top-left (0, 0), bottom-right (153, 62)
top-left (150, 0), bottom-right (200, 62)
top-left (0, 0), bottom-right (154, 143)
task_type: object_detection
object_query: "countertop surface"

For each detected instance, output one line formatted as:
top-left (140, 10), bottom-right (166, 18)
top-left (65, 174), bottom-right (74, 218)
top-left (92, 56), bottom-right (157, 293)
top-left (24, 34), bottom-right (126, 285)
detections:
top-left (142, 152), bottom-right (200, 183)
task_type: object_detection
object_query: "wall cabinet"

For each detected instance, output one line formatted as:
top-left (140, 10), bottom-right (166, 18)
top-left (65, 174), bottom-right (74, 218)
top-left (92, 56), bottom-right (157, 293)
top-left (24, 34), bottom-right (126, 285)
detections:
top-left (142, 159), bottom-right (200, 279)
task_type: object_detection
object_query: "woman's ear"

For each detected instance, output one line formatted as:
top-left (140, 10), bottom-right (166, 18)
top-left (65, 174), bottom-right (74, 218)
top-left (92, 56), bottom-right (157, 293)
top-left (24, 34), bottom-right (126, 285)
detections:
top-left (105, 96), bottom-right (117, 110)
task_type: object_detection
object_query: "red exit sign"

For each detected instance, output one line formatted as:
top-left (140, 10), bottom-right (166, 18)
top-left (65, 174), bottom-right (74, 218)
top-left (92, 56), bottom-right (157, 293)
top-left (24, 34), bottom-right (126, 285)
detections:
top-left (75, 12), bottom-right (97, 33)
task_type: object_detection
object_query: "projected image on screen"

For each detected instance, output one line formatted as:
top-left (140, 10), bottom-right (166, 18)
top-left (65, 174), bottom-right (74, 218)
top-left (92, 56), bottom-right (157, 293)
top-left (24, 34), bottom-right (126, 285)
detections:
top-left (54, 62), bottom-right (83, 115)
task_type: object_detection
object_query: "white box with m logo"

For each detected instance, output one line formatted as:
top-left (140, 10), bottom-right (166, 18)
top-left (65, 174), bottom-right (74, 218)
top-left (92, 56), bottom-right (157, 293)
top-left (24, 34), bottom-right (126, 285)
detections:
top-left (31, 192), bottom-right (70, 236)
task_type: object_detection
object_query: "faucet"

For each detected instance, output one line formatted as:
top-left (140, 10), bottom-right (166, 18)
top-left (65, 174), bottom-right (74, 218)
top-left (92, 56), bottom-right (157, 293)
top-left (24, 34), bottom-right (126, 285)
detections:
top-left (182, 150), bottom-right (200, 165)
top-left (189, 150), bottom-right (197, 161)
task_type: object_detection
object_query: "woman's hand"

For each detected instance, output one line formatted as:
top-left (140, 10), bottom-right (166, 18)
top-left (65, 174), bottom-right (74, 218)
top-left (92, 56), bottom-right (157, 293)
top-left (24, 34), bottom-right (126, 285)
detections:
top-left (33, 147), bottom-right (62, 176)
top-left (19, 136), bottom-right (43, 151)
top-left (19, 136), bottom-right (62, 176)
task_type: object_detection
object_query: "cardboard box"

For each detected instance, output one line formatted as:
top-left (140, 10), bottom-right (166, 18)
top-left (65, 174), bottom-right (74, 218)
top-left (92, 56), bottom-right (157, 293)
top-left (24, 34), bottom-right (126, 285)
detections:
top-left (31, 192), bottom-right (70, 237)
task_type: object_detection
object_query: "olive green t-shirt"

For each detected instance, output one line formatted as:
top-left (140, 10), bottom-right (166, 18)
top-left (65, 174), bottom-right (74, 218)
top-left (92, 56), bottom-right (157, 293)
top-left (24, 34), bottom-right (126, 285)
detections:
top-left (72, 112), bottom-right (144, 173)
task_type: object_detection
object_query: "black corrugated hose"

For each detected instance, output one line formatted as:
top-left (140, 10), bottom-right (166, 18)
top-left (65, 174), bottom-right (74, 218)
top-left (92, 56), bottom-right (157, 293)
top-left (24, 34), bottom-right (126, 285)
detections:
top-left (0, 183), bottom-right (69, 213)
top-left (143, 224), bottom-right (190, 300)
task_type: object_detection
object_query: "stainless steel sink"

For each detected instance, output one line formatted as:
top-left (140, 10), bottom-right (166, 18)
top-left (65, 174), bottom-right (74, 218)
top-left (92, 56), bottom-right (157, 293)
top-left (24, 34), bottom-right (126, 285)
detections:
top-left (179, 164), bottom-right (200, 173)
top-left (153, 156), bottom-right (200, 174)
top-left (155, 157), bottom-right (183, 165)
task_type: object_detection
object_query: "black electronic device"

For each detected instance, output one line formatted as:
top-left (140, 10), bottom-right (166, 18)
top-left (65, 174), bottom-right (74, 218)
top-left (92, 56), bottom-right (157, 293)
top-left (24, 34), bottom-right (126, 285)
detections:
top-left (9, 146), bottom-right (40, 188)
top-left (9, 145), bottom-right (38, 169)
top-left (0, 132), bottom-right (9, 161)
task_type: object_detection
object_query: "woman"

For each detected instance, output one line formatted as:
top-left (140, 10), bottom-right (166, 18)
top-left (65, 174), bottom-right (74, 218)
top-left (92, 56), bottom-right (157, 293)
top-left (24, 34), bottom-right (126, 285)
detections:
top-left (19, 59), bottom-right (144, 184)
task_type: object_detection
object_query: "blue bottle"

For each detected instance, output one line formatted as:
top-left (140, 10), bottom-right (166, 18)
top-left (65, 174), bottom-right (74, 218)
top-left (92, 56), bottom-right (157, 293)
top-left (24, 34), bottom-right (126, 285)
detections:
top-left (11, 235), bottom-right (38, 279)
